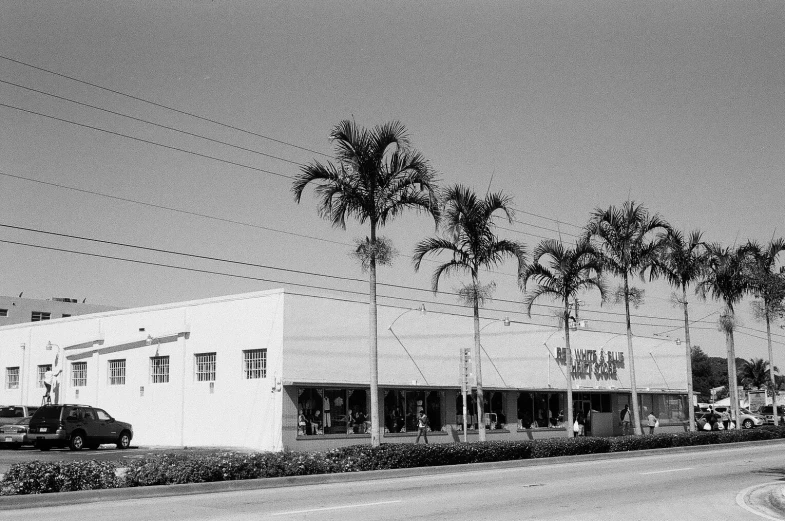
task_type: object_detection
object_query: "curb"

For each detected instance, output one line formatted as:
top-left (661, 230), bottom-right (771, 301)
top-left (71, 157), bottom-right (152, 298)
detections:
top-left (3, 438), bottom-right (785, 510)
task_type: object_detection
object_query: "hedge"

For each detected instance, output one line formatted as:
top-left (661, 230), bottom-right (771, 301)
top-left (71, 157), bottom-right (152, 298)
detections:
top-left (3, 426), bottom-right (785, 495)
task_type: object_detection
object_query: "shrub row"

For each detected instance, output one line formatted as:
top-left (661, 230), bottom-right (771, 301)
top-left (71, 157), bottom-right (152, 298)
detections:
top-left (3, 426), bottom-right (785, 495)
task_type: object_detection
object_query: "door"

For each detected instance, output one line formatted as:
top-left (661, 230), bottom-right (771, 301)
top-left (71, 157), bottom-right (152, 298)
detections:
top-left (93, 408), bottom-right (117, 443)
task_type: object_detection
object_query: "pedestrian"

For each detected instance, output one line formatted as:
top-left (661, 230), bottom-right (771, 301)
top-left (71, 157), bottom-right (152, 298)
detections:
top-left (576, 411), bottom-right (585, 437)
top-left (620, 404), bottom-right (632, 435)
top-left (647, 411), bottom-right (657, 434)
top-left (721, 409), bottom-right (730, 430)
top-left (415, 410), bottom-right (429, 444)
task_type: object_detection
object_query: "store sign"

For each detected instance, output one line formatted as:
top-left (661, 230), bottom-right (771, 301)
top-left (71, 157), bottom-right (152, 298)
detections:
top-left (555, 347), bottom-right (625, 379)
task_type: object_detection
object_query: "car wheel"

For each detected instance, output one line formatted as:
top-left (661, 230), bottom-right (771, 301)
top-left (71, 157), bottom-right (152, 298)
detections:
top-left (69, 433), bottom-right (85, 451)
top-left (117, 431), bottom-right (131, 450)
top-left (37, 442), bottom-right (50, 451)
top-left (742, 419), bottom-right (753, 429)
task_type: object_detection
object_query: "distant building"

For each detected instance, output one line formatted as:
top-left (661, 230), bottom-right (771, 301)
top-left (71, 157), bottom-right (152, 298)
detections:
top-left (0, 295), bottom-right (119, 326)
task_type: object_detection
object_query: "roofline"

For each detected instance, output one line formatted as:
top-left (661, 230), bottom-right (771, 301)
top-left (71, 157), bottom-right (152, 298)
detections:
top-left (0, 288), bottom-right (286, 332)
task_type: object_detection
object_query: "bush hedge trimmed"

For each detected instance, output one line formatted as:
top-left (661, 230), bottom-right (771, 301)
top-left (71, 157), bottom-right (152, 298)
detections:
top-left (3, 426), bottom-right (785, 495)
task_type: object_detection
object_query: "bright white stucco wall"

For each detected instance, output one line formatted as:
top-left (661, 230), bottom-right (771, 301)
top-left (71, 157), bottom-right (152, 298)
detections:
top-left (0, 290), bottom-right (285, 451)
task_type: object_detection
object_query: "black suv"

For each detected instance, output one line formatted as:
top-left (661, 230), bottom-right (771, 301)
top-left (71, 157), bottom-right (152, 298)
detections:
top-left (28, 404), bottom-right (133, 451)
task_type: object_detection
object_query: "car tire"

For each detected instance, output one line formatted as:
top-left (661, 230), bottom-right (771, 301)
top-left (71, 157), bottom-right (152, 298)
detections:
top-left (37, 442), bottom-right (50, 451)
top-left (742, 419), bottom-right (753, 429)
top-left (69, 433), bottom-right (85, 451)
top-left (117, 431), bottom-right (131, 450)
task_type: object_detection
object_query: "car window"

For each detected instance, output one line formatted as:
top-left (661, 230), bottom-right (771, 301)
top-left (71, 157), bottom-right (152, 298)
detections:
top-left (0, 407), bottom-right (20, 418)
top-left (80, 409), bottom-right (95, 421)
top-left (95, 409), bottom-right (112, 421)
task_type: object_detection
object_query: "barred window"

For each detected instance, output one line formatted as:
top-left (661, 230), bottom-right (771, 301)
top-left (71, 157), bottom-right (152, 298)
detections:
top-left (31, 311), bottom-right (51, 322)
top-left (37, 365), bottom-right (52, 388)
top-left (108, 359), bottom-right (126, 385)
top-left (243, 349), bottom-right (266, 379)
top-left (72, 362), bottom-right (87, 387)
top-left (195, 353), bottom-right (216, 382)
top-left (150, 356), bottom-right (169, 384)
top-left (0, 309), bottom-right (8, 317)
top-left (5, 367), bottom-right (19, 389)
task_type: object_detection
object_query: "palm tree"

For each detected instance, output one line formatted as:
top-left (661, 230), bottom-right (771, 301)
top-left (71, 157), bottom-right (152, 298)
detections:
top-left (413, 185), bottom-right (526, 442)
top-left (293, 120), bottom-right (439, 447)
top-left (743, 239), bottom-right (785, 425)
top-left (585, 201), bottom-right (670, 436)
top-left (520, 238), bottom-right (606, 438)
top-left (738, 358), bottom-right (778, 390)
top-left (696, 243), bottom-right (751, 430)
top-left (645, 229), bottom-right (706, 431)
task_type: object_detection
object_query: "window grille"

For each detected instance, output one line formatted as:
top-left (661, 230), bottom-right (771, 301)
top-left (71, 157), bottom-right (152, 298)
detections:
top-left (31, 311), bottom-right (51, 322)
top-left (5, 367), bottom-right (19, 389)
top-left (72, 362), bottom-right (87, 387)
top-left (108, 359), bottom-right (126, 385)
top-left (150, 356), bottom-right (170, 384)
top-left (195, 353), bottom-right (216, 382)
top-left (243, 349), bottom-right (266, 379)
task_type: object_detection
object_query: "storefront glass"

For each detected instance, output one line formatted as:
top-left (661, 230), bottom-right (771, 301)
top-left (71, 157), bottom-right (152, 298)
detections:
top-left (385, 389), bottom-right (442, 433)
top-left (517, 391), bottom-right (565, 429)
top-left (297, 387), bottom-right (368, 435)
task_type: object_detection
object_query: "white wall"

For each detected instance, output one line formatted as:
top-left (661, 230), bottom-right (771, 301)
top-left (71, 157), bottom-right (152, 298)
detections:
top-left (0, 290), bottom-right (286, 451)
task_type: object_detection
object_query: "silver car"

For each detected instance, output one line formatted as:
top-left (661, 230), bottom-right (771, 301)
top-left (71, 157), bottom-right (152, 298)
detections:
top-left (712, 406), bottom-right (765, 429)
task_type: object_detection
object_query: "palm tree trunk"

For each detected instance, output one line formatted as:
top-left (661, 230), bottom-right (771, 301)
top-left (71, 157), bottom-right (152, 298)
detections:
top-left (766, 313), bottom-right (778, 426)
top-left (724, 312), bottom-right (740, 430)
top-left (472, 274), bottom-right (486, 442)
top-left (369, 222), bottom-right (381, 447)
top-left (564, 304), bottom-right (574, 439)
top-left (624, 273), bottom-right (643, 435)
top-left (682, 286), bottom-right (695, 432)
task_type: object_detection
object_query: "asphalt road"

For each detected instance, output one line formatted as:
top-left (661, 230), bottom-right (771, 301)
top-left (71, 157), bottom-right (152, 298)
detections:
top-left (2, 441), bottom-right (785, 520)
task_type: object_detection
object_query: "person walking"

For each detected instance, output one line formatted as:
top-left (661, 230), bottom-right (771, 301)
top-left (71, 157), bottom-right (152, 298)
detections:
top-left (647, 411), bottom-right (657, 434)
top-left (620, 404), bottom-right (632, 435)
top-left (721, 409), bottom-right (730, 430)
top-left (576, 411), bottom-right (586, 437)
top-left (415, 410), bottom-right (429, 444)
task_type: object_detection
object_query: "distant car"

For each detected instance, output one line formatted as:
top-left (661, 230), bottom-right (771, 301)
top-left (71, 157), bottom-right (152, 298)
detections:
top-left (0, 417), bottom-right (31, 449)
top-left (711, 406), bottom-right (765, 429)
top-left (0, 406), bottom-right (39, 427)
top-left (758, 406), bottom-right (785, 425)
top-left (28, 404), bottom-right (133, 451)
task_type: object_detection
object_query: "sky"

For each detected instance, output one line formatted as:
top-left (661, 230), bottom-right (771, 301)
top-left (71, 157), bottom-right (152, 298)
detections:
top-left (0, 1), bottom-right (783, 360)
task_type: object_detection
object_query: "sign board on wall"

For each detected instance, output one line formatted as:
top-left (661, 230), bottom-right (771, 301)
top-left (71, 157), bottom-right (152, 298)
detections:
top-left (554, 347), bottom-right (625, 379)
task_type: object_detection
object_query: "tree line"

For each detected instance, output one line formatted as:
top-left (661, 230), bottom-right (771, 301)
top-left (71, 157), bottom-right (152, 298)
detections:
top-left (293, 119), bottom-right (785, 444)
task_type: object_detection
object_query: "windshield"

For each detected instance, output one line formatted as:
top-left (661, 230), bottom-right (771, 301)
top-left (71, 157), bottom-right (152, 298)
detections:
top-left (0, 407), bottom-right (24, 418)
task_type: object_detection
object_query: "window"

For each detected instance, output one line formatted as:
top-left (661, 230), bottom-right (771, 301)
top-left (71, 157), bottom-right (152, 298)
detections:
top-left (195, 352), bottom-right (216, 382)
top-left (5, 367), bottom-right (19, 389)
top-left (31, 311), bottom-right (51, 322)
top-left (0, 309), bottom-right (7, 317)
top-left (61, 314), bottom-right (71, 318)
top-left (296, 387), bottom-right (373, 436)
top-left (37, 365), bottom-right (52, 388)
top-left (387, 389), bottom-right (443, 433)
top-left (108, 359), bottom-right (126, 385)
top-left (71, 362), bottom-right (87, 387)
top-left (150, 356), bottom-right (169, 384)
top-left (517, 391), bottom-right (565, 429)
top-left (243, 349), bottom-right (266, 379)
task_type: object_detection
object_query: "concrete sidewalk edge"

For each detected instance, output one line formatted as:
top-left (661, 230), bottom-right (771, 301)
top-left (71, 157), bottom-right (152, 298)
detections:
top-left (3, 437), bottom-right (785, 510)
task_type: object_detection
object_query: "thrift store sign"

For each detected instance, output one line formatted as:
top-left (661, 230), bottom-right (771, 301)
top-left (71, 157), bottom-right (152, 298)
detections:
top-left (555, 348), bottom-right (625, 379)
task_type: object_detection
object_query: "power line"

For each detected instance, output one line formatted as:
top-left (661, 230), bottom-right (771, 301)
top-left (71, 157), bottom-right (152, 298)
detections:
top-left (0, 222), bottom-right (689, 323)
top-left (0, 237), bottom-right (730, 332)
top-left (0, 171), bottom-right (341, 246)
top-left (509, 205), bottom-right (583, 231)
top-left (0, 54), bottom-right (331, 159)
top-left (0, 78), bottom-right (306, 168)
top-left (0, 103), bottom-right (295, 180)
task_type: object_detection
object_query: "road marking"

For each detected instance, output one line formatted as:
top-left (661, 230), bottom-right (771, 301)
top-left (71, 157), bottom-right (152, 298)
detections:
top-left (271, 500), bottom-right (401, 516)
top-left (640, 467), bottom-right (693, 475)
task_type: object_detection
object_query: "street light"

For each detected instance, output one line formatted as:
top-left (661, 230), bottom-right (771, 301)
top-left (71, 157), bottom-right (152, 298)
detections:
top-left (387, 305), bottom-right (429, 386)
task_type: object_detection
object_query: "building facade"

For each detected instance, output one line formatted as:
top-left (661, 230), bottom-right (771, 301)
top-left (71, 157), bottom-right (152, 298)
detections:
top-left (0, 290), bottom-right (689, 451)
top-left (0, 295), bottom-right (119, 327)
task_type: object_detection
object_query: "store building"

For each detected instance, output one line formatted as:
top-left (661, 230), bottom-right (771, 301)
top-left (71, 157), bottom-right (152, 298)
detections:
top-left (0, 295), bottom-right (119, 326)
top-left (0, 289), bottom-right (689, 451)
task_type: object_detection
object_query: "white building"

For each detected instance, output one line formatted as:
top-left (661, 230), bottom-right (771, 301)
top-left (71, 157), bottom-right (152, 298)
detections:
top-left (0, 290), bottom-right (689, 451)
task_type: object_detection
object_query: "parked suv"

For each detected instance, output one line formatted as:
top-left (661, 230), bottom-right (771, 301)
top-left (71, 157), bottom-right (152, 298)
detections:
top-left (28, 404), bottom-right (133, 451)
